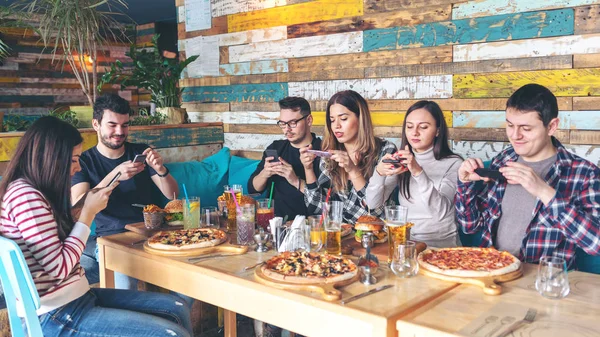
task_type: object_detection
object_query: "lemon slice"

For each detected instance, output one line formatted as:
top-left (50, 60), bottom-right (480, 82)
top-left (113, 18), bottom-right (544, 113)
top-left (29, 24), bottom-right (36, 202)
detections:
top-left (189, 201), bottom-right (200, 212)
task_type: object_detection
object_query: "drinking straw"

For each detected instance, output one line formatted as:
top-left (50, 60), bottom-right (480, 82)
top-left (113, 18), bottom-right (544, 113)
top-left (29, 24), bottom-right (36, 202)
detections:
top-left (267, 181), bottom-right (275, 208)
top-left (182, 184), bottom-right (191, 211)
top-left (230, 188), bottom-right (241, 213)
top-left (318, 187), bottom-right (332, 227)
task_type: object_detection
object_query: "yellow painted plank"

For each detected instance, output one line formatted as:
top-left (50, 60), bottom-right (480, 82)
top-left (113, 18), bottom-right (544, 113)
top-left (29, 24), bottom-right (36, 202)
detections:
top-left (312, 111), bottom-right (453, 127)
top-left (454, 69), bottom-right (600, 98)
top-left (0, 132), bottom-right (98, 162)
top-left (0, 77), bottom-right (20, 83)
top-left (227, 0), bottom-right (363, 33)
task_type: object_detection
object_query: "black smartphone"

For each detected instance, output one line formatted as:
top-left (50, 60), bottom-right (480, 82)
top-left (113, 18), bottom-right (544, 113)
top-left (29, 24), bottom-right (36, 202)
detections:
top-left (133, 154), bottom-right (147, 164)
top-left (475, 168), bottom-right (504, 180)
top-left (105, 172), bottom-right (121, 188)
top-left (382, 157), bottom-right (407, 167)
top-left (265, 149), bottom-right (279, 162)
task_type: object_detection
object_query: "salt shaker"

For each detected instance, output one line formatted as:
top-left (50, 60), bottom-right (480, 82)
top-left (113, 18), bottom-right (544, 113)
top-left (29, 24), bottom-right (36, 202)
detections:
top-left (359, 232), bottom-right (378, 285)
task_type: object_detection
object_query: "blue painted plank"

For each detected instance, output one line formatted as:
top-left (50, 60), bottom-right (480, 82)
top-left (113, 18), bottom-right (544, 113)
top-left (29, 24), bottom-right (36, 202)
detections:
top-left (452, 0), bottom-right (600, 20)
top-left (453, 111), bottom-right (572, 129)
top-left (181, 83), bottom-right (289, 103)
top-left (364, 8), bottom-right (574, 52)
top-left (569, 111), bottom-right (600, 130)
top-left (219, 59), bottom-right (289, 76)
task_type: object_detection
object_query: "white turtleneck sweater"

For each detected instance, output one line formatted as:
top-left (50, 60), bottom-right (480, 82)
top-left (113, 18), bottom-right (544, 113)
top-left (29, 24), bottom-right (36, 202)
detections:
top-left (366, 148), bottom-right (463, 248)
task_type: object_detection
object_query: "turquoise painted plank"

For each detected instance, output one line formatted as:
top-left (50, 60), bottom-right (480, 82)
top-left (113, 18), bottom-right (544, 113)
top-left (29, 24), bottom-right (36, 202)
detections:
top-left (453, 111), bottom-right (571, 129)
top-left (569, 111), bottom-right (600, 130)
top-left (453, 0), bottom-right (600, 20)
top-left (219, 59), bottom-right (288, 76)
top-left (128, 126), bottom-right (224, 148)
top-left (136, 28), bottom-right (155, 37)
top-left (182, 83), bottom-right (288, 103)
top-left (364, 8), bottom-right (573, 52)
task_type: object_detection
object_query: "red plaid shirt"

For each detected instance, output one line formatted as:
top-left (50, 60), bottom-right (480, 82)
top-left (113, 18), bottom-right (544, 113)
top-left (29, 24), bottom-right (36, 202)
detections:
top-left (455, 138), bottom-right (600, 269)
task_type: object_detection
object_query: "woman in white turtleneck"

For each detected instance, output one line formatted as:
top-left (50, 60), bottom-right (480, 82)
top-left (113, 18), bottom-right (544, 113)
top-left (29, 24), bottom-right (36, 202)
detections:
top-left (366, 101), bottom-right (463, 248)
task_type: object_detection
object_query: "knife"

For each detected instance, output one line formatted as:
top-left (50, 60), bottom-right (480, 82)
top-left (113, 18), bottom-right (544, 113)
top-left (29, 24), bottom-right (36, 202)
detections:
top-left (341, 284), bottom-right (393, 305)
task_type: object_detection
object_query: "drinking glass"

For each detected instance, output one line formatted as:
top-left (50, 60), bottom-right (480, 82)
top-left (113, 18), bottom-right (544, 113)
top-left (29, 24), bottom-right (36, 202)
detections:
top-left (256, 199), bottom-right (275, 231)
top-left (201, 206), bottom-right (219, 228)
top-left (308, 215), bottom-right (324, 252)
top-left (217, 199), bottom-right (228, 229)
top-left (183, 197), bottom-right (200, 229)
top-left (535, 256), bottom-right (570, 299)
top-left (236, 204), bottom-right (255, 245)
top-left (323, 201), bottom-right (343, 255)
top-left (223, 185), bottom-right (243, 232)
top-left (384, 205), bottom-right (409, 264)
top-left (390, 241), bottom-right (419, 278)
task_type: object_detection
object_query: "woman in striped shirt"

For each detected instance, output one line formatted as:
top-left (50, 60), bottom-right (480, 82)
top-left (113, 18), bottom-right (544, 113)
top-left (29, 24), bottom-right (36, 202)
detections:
top-left (0, 116), bottom-right (192, 337)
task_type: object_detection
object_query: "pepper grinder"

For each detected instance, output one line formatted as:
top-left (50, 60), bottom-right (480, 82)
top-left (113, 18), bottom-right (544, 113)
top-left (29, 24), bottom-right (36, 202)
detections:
top-left (359, 232), bottom-right (378, 285)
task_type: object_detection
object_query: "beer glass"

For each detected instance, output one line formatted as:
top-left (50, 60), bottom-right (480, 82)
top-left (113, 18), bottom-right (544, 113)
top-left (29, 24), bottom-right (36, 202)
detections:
top-left (183, 197), bottom-right (200, 229)
top-left (384, 205), bottom-right (408, 264)
top-left (223, 185), bottom-right (243, 232)
top-left (535, 256), bottom-right (570, 299)
top-left (390, 241), bottom-right (419, 278)
top-left (308, 215), bottom-right (324, 252)
top-left (323, 201), bottom-right (343, 255)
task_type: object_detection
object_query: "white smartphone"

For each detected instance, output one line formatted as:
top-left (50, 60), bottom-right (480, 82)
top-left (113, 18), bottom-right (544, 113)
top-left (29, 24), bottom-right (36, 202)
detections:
top-left (133, 154), bottom-right (147, 164)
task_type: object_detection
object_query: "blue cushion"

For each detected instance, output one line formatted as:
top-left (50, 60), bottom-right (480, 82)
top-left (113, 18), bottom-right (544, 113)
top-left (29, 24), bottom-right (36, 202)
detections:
top-left (576, 248), bottom-right (600, 274)
top-left (228, 155), bottom-right (265, 197)
top-left (165, 147), bottom-right (230, 208)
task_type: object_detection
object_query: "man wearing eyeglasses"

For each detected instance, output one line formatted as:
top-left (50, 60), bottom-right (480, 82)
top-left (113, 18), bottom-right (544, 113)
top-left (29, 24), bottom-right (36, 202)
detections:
top-left (248, 96), bottom-right (322, 220)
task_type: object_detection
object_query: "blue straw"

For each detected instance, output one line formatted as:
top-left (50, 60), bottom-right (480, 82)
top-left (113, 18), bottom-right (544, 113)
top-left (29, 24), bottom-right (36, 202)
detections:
top-left (182, 184), bottom-right (191, 210)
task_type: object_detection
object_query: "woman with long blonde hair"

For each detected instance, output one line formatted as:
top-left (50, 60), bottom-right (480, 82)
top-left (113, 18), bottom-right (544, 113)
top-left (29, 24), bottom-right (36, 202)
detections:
top-left (300, 90), bottom-right (396, 223)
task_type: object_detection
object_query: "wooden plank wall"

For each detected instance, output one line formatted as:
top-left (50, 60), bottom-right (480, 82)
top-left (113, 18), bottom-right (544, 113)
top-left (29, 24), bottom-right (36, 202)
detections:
top-left (176, 0), bottom-right (600, 164)
top-left (0, 23), bottom-right (144, 116)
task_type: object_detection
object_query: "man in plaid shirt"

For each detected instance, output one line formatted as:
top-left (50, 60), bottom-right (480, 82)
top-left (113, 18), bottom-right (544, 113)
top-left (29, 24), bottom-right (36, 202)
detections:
top-left (455, 84), bottom-right (600, 269)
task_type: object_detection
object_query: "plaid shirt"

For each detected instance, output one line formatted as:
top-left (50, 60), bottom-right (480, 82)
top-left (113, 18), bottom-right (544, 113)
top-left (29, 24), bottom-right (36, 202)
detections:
top-left (304, 139), bottom-right (397, 224)
top-left (455, 137), bottom-right (600, 269)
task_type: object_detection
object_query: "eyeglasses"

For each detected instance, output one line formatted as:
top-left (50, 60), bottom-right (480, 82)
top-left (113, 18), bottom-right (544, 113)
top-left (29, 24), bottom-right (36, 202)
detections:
top-left (276, 115), bottom-right (309, 129)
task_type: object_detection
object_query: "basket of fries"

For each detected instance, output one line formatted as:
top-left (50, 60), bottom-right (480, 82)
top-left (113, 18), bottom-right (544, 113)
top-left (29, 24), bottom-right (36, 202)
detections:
top-left (143, 204), bottom-right (165, 230)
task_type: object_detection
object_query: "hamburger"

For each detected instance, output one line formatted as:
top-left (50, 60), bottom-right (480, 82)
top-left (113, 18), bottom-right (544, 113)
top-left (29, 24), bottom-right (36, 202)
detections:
top-left (164, 199), bottom-right (184, 226)
top-left (354, 215), bottom-right (387, 243)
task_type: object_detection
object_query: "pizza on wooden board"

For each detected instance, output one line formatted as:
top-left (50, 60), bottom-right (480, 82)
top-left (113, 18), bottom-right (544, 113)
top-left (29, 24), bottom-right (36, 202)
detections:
top-left (418, 247), bottom-right (521, 278)
top-left (147, 228), bottom-right (227, 251)
top-left (262, 251), bottom-right (357, 284)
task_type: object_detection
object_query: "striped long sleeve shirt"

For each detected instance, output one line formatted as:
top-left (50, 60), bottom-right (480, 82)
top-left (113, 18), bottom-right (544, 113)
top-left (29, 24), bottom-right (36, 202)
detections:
top-left (0, 179), bottom-right (90, 316)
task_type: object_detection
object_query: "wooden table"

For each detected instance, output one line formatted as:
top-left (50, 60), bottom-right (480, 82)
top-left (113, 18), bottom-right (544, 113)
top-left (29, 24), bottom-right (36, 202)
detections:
top-left (396, 264), bottom-right (600, 337)
top-left (97, 232), bottom-right (460, 337)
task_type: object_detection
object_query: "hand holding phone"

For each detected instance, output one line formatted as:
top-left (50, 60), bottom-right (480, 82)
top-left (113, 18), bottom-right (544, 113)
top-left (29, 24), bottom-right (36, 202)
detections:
top-left (265, 149), bottom-right (280, 162)
top-left (474, 168), bottom-right (504, 180)
top-left (133, 154), bottom-right (147, 164)
top-left (306, 149), bottom-right (332, 158)
top-left (105, 172), bottom-right (122, 188)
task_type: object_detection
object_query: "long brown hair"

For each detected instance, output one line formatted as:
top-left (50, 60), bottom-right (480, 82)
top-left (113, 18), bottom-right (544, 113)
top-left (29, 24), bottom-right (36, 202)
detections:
top-left (399, 101), bottom-right (461, 200)
top-left (323, 90), bottom-right (381, 193)
top-left (0, 116), bottom-right (83, 241)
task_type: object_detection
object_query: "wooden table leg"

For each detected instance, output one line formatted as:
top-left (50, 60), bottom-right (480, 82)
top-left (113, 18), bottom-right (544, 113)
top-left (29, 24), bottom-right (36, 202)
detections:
top-left (223, 309), bottom-right (237, 337)
top-left (98, 243), bottom-right (115, 288)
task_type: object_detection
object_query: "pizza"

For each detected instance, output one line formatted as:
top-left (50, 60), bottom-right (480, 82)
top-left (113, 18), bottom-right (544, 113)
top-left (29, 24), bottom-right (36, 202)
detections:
top-left (262, 251), bottom-right (357, 284)
top-left (418, 247), bottom-right (521, 278)
top-left (147, 228), bottom-right (227, 251)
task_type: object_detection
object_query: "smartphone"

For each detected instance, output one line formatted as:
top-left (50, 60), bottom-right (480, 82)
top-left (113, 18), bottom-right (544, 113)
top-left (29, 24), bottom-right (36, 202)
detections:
top-left (382, 157), bottom-right (407, 164)
top-left (265, 149), bottom-right (280, 162)
top-left (306, 149), bottom-right (332, 158)
top-left (132, 154), bottom-right (147, 164)
top-left (105, 172), bottom-right (121, 188)
top-left (474, 168), bottom-right (504, 180)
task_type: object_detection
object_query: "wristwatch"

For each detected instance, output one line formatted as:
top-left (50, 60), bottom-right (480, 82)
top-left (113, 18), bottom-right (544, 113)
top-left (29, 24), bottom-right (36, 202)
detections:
top-left (156, 166), bottom-right (170, 177)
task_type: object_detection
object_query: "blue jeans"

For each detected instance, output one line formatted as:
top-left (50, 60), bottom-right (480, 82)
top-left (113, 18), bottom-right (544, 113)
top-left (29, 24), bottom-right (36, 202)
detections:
top-left (40, 288), bottom-right (192, 337)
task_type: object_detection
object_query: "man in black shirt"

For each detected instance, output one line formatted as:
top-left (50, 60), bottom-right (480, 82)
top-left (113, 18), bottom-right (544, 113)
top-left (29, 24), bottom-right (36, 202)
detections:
top-left (248, 96), bottom-right (322, 220)
top-left (71, 94), bottom-right (179, 289)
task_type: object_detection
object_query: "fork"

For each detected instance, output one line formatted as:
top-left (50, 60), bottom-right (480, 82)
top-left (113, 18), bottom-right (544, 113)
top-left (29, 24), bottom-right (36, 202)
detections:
top-left (496, 308), bottom-right (537, 337)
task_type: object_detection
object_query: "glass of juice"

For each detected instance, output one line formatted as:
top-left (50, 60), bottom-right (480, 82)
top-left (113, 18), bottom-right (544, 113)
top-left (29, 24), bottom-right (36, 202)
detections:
top-left (384, 205), bottom-right (409, 264)
top-left (183, 197), bottom-right (200, 229)
top-left (236, 203), bottom-right (255, 245)
top-left (256, 199), bottom-right (275, 231)
top-left (308, 215), bottom-right (324, 252)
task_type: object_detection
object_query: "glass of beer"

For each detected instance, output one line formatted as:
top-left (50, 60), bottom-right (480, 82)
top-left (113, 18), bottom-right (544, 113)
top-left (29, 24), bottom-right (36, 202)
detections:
top-left (384, 205), bottom-right (409, 264)
top-left (308, 215), bottom-right (324, 252)
top-left (223, 185), bottom-right (243, 232)
top-left (323, 201), bottom-right (343, 255)
top-left (256, 199), bottom-right (275, 231)
top-left (183, 197), bottom-right (201, 229)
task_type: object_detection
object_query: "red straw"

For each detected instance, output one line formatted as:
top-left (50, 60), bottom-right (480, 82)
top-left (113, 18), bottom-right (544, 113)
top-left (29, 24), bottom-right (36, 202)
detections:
top-left (318, 187), bottom-right (332, 227)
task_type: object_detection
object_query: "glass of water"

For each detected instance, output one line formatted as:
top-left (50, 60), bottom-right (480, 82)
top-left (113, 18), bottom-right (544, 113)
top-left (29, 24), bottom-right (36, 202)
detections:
top-left (535, 256), bottom-right (570, 299)
top-left (236, 204), bottom-right (255, 245)
top-left (390, 241), bottom-right (419, 278)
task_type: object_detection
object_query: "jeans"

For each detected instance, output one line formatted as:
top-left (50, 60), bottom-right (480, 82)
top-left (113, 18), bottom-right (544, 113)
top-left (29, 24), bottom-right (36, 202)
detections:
top-left (40, 288), bottom-right (192, 337)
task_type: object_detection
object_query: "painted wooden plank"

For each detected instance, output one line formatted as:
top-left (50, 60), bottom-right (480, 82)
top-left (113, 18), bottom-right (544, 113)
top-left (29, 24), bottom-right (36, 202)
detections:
top-left (0, 61), bottom-right (19, 71)
top-left (570, 131), bottom-right (600, 145)
top-left (573, 97), bottom-right (600, 110)
top-left (2, 107), bottom-right (49, 115)
top-left (575, 5), bottom-right (600, 34)
top-left (364, 9), bottom-right (573, 52)
top-left (229, 31), bottom-right (363, 63)
top-left (452, 0), bottom-right (600, 20)
top-left (450, 128), bottom-right (570, 143)
top-left (188, 111), bottom-right (280, 124)
top-left (219, 59), bottom-right (288, 76)
top-left (54, 95), bottom-right (89, 103)
top-left (453, 111), bottom-right (577, 129)
top-left (212, 0), bottom-right (287, 17)
top-left (185, 35), bottom-right (220, 77)
top-left (568, 111), bottom-right (600, 130)
top-left (128, 126), bottom-right (224, 148)
top-left (574, 54), bottom-right (600, 68)
top-left (312, 111), bottom-right (453, 127)
top-left (229, 73), bottom-right (290, 85)
top-left (288, 75), bottom-right (452, 101)
top-left (365, 0), bottom-right (466, 12)
top-left (0, 88), bottom-right (83, 96)
top-left (229, 150), bottom-right (263, 160)
top-left (453, 69), bottom-right (600, 98)
top-left (224, 124), bottom-right (283, 134)
top-left (19, 77), bottom-right (80, 84)
top-left (287, 5), bottom-right (451, 38)
top-left (454, 34), bottom-right (600, 62)
top-left (218, 26), bottom-right (288, 46)
top-left (181, 17), bottom-right (229, 39)
top-left (224, 133), bottom-right (284, 151)
top-left (0, 132), bottom-right (96, 162)
top-left (365, 55), bottom-right (572, 78)
top-left (287, 68), bottom-right (364, 82)
top-left (230, 102), bottom-right (280, 112)
top-left (178, 6), bottom-right (185, 23)
top-left (227, 0), bottom-right (363, 33)
top-left (182, 83), bottom-right (288, 103)
top-left (182, 103), bottom-right (230, 112)
top-left (289, 46), bottom-right (452, 72)
top-left (158, 144), bottom-right (223, 163)
top-left (180, 77), bottom-right (231, 87)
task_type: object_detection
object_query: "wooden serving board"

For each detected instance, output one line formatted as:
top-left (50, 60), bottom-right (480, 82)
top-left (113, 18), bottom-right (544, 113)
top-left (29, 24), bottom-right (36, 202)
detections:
top-left (419, 265), bottom-right (523, 295)
top-left (125, 222), bottom-right (183, 237)
top-left (254, 266), bottom-right (359, 301)
top-left (342, 237), bottom-right (427, 261)
top-left (143, 240), bottom-right (248, 257)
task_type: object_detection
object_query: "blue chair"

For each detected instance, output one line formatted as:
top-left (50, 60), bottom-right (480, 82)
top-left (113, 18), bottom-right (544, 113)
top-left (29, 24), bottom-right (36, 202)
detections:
top-left (0, 236), bottom-right (43, 337)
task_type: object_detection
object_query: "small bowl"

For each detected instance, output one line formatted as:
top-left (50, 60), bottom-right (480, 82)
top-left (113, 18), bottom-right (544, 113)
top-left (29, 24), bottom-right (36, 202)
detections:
top-left (143, 212), bottom-right (165, 230)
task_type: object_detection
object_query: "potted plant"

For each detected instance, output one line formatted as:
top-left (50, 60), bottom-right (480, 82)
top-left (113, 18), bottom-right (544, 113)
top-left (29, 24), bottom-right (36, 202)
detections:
top-left (99, 34), bottom-right (199, 124)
